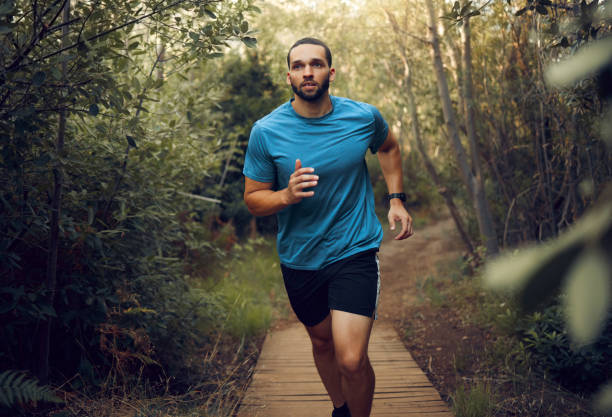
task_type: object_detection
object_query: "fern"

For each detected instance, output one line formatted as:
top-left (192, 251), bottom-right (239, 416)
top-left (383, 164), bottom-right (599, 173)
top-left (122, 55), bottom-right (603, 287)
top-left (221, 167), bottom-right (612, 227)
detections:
top-left (0, 370), bottom-right (62, 407)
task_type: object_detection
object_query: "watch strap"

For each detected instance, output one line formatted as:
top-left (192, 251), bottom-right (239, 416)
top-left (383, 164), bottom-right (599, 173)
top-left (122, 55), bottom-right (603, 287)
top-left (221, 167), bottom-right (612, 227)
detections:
top-left (387, 193), bottom-right (406, 202)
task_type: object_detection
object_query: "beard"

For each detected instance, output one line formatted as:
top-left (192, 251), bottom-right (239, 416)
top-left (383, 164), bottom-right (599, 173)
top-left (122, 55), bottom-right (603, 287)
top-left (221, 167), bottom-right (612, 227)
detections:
top-left (291, 74), bottom-right (330, 102)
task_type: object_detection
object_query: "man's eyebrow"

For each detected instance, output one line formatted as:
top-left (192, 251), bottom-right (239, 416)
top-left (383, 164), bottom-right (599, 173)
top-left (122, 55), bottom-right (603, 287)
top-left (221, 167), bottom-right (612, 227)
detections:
top-left (291, 58), bottom-right (325, 65)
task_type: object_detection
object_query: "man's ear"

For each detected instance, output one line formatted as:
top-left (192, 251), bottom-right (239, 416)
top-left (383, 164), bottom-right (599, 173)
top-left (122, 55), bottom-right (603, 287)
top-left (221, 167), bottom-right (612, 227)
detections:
top-left (286, 72), bottom-right (292, 85)
top-left (329, 68), bottom-right (336, 82)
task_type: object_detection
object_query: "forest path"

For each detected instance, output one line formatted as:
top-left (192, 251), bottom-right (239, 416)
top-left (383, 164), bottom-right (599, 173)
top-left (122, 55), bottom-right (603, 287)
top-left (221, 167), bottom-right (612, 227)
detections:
top-left (237, 215), bottom-right (460, 417)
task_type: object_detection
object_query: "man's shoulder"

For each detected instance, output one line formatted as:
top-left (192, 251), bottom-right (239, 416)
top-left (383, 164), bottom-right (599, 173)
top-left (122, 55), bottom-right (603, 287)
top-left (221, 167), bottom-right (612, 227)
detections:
top-left (253, 101), bottom-right (292, 131)
top-left (333, 96), bottom-right (379, 117)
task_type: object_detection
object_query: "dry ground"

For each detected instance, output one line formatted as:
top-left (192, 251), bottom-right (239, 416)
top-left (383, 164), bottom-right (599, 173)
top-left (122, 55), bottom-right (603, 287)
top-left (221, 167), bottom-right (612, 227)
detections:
top-left (377, 214), bottom-right (477, 404)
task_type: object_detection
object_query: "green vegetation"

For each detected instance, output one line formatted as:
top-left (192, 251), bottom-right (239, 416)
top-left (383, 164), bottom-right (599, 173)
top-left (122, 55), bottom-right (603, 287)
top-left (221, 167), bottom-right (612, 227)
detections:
top-left (1, 0), bottom-right (610, 414)
top-left (0, 371), bottom-right (62, 408)
top-left (0, 1), bottom-right (286, 414)
top-left (55, 237), bottom-right (285, 416)
top-left (451, 382), bottom-right (495, 417)
top-left (418, 255), bottom-right (608, 416)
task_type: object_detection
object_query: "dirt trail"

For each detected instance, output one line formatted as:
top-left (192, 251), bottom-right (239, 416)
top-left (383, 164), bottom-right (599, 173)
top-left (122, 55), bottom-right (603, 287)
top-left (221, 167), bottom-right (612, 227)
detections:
top-left (377, 216), bottom-right (465, 323)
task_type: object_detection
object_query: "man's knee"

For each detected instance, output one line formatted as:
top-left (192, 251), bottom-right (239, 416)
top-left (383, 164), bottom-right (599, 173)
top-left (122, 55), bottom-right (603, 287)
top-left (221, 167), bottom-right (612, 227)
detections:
top-left (336, 350), bottom-right (367, 376)
top-left (310, 333), bottom-right (334, 355)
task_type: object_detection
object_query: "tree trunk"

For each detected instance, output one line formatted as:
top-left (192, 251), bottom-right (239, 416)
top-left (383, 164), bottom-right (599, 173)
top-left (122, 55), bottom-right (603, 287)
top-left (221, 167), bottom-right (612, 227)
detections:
top-left (425, 0), bottom-right (499, 256)
top-left (40, 0), bottom-right (70, 382)
top-left (461, 16), bottom-right (499, 255)
top-left (384, 7), bottom-right (477, 258)
top-left (403, 59), bottom-right (477, 258)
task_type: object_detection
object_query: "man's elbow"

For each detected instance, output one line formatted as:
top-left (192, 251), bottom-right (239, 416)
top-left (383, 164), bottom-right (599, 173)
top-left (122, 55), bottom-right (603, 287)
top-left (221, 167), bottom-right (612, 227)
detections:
top-left (244, 193), bottom-right (257, 216)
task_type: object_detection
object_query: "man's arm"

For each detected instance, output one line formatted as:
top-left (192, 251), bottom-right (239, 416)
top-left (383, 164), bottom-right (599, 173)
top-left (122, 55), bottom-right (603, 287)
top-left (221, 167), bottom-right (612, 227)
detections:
top-left (376, 130), bottom-right (414, 240)
top-left (244, 159), bottom-right (318, 217)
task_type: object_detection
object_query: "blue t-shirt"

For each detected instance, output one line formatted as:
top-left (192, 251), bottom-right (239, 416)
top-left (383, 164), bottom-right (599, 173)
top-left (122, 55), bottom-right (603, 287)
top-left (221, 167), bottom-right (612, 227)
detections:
top-left (243, 96), bottom-right (389, 270)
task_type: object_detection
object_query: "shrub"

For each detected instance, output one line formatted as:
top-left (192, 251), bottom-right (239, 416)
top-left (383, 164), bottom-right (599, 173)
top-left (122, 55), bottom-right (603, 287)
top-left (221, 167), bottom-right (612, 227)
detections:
top-left (519, 303), bottom-right (612, 393)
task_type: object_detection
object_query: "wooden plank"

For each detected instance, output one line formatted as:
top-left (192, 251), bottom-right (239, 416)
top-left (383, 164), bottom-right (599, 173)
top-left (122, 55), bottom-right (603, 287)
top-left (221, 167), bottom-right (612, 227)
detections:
top-left (238, 323), bottom-right (453, 416)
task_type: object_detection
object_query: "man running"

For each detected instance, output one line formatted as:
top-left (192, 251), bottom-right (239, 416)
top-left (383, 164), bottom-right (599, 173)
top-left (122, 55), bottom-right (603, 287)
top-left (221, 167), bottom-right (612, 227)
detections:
top-left (243, 37), bottom-right (413, 417)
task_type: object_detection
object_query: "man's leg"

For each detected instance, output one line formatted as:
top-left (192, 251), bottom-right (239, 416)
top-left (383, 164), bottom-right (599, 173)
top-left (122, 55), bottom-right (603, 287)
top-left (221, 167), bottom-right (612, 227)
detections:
top-left (305, 313), bottom-right (346, 408)
top-left (331, 310), bottom-right (375, 417)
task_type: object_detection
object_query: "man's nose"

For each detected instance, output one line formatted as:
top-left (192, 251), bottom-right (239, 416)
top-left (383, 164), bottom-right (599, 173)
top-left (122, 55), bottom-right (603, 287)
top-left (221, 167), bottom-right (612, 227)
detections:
top-left (303, 65), bottom-right (314, 76)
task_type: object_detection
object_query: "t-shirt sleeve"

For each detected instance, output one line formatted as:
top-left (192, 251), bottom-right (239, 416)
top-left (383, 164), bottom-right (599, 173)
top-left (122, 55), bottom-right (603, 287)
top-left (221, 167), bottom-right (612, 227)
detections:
top-left (243, 124), bottom-right (276, 183)
top-left (367, 104), bottom-right (389, 154)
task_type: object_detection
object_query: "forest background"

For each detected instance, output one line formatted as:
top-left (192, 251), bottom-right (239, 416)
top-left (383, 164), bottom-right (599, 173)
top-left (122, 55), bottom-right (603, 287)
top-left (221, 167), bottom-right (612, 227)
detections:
top-left (0, 0), bottom-right (610, 415)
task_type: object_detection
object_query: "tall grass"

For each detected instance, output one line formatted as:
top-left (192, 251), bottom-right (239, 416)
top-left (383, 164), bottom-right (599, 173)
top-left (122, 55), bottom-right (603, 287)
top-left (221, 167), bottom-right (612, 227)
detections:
top-left (451, 382), bottom-right (495, 417)
top-left (51, 237), bottom-right (288, 417)
top-left (204, 237), bottom-right (289, 338)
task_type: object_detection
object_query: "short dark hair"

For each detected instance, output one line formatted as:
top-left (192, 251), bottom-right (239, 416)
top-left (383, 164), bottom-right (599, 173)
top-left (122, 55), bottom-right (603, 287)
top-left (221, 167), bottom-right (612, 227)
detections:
top-left (287, 37), bottom-right (332, 69)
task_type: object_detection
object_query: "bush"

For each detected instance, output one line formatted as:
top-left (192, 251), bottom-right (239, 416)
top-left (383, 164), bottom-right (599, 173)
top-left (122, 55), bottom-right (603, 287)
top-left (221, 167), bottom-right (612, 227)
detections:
top-left (519, 303), bottom-right (612, 393)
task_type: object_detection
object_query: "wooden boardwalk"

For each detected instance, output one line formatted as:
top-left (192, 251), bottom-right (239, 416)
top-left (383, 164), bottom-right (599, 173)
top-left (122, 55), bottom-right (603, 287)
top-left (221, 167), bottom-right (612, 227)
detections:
top-left (238, 322), bottom-right (453, 417)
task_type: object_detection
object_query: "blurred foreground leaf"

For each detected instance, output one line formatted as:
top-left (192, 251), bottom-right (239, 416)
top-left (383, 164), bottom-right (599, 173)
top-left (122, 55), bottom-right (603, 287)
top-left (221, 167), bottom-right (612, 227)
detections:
top-left (595, 382), bottom-right (612, 414)
top-left (485, 188), bottom-right (612, 313)
top-left (563, 248), bottom-right (611, 345)
top-left (545, 37), bottom-right (612, 88)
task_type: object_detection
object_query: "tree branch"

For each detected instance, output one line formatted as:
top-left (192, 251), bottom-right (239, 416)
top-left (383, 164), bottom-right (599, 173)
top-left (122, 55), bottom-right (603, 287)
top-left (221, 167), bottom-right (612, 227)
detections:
top-left (21, 0), bottom-right (218, 69)
top-left (6, 0), bottom-right (69, 71)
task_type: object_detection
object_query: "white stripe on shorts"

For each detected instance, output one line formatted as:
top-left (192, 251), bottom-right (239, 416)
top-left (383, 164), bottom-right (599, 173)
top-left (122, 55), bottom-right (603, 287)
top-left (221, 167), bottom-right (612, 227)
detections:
top-left (374, 253), bottom-right (380, 320)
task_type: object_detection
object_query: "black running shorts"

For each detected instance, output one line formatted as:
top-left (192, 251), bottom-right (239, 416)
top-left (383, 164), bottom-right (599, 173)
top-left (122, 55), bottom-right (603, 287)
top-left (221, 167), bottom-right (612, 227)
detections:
top-left (280, 249), bottom-right (380, 327)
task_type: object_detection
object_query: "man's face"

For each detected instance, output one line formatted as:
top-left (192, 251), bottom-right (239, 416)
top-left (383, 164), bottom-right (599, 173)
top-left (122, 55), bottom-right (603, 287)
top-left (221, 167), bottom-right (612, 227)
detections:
top-left (287, 44), bottom-right (335, 102)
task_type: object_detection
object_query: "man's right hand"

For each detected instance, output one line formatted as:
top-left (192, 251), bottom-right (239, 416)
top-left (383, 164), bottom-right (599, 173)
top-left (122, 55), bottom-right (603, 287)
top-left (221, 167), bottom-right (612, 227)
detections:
top-left (284, 159), bottom-right (318, 205)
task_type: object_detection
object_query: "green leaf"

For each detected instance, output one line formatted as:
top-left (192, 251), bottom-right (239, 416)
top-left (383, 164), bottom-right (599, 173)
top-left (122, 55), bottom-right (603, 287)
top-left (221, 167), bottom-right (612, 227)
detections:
top-left (563, 248), bottom-right (611, 345)
top-left (485, 240), bottom-right (578, 300)
top-left (0, 370), bottom-right (62, 407)
top-left (240, 20), bottom-right (249, 33)
top-left (32, 71), bottom-right (46, 86)
top-left (88, 103), bottom-right (99, 116)
top-left (126, 135), bottom-right (137, 148)
top-left (545, 37), bottom-right (612, 87)
top-left (485, 201), bottom-right (612, 310)
top-left (189, 31), bottom-right (200, 42)
top-left (241, 36), bottom-right (257, 49)
top-left (204, 9), bottom-right (216, 19)
top-left (460, 1), bottom-right (472, 16)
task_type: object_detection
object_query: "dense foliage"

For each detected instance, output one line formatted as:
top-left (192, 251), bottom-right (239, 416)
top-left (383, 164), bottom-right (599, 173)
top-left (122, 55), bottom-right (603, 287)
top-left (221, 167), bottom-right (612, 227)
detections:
top-left (0, 0), bottom-right (287, 413)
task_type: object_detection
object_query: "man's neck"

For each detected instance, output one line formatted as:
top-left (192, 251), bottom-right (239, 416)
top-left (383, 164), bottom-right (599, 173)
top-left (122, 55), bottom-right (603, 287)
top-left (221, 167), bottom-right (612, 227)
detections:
top-left (291, 94), bottom-right (333, 118)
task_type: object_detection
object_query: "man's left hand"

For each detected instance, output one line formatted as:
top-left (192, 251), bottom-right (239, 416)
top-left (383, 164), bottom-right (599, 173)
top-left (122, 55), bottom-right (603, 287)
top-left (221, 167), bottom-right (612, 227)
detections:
top-left (388, 202), bottom-right (414, 240)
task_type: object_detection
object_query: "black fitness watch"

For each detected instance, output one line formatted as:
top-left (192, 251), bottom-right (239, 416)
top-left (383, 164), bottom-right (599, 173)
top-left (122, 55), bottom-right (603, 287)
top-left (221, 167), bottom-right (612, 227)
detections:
top-left (387, 193), bottom-right (406, 202)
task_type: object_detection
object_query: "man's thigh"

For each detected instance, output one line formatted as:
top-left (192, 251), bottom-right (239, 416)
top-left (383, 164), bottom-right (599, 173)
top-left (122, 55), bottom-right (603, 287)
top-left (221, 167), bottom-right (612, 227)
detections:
top-left (331, 309), bottom-right (374, 358)
top-left (305, 312), bottom-right (333, 346)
